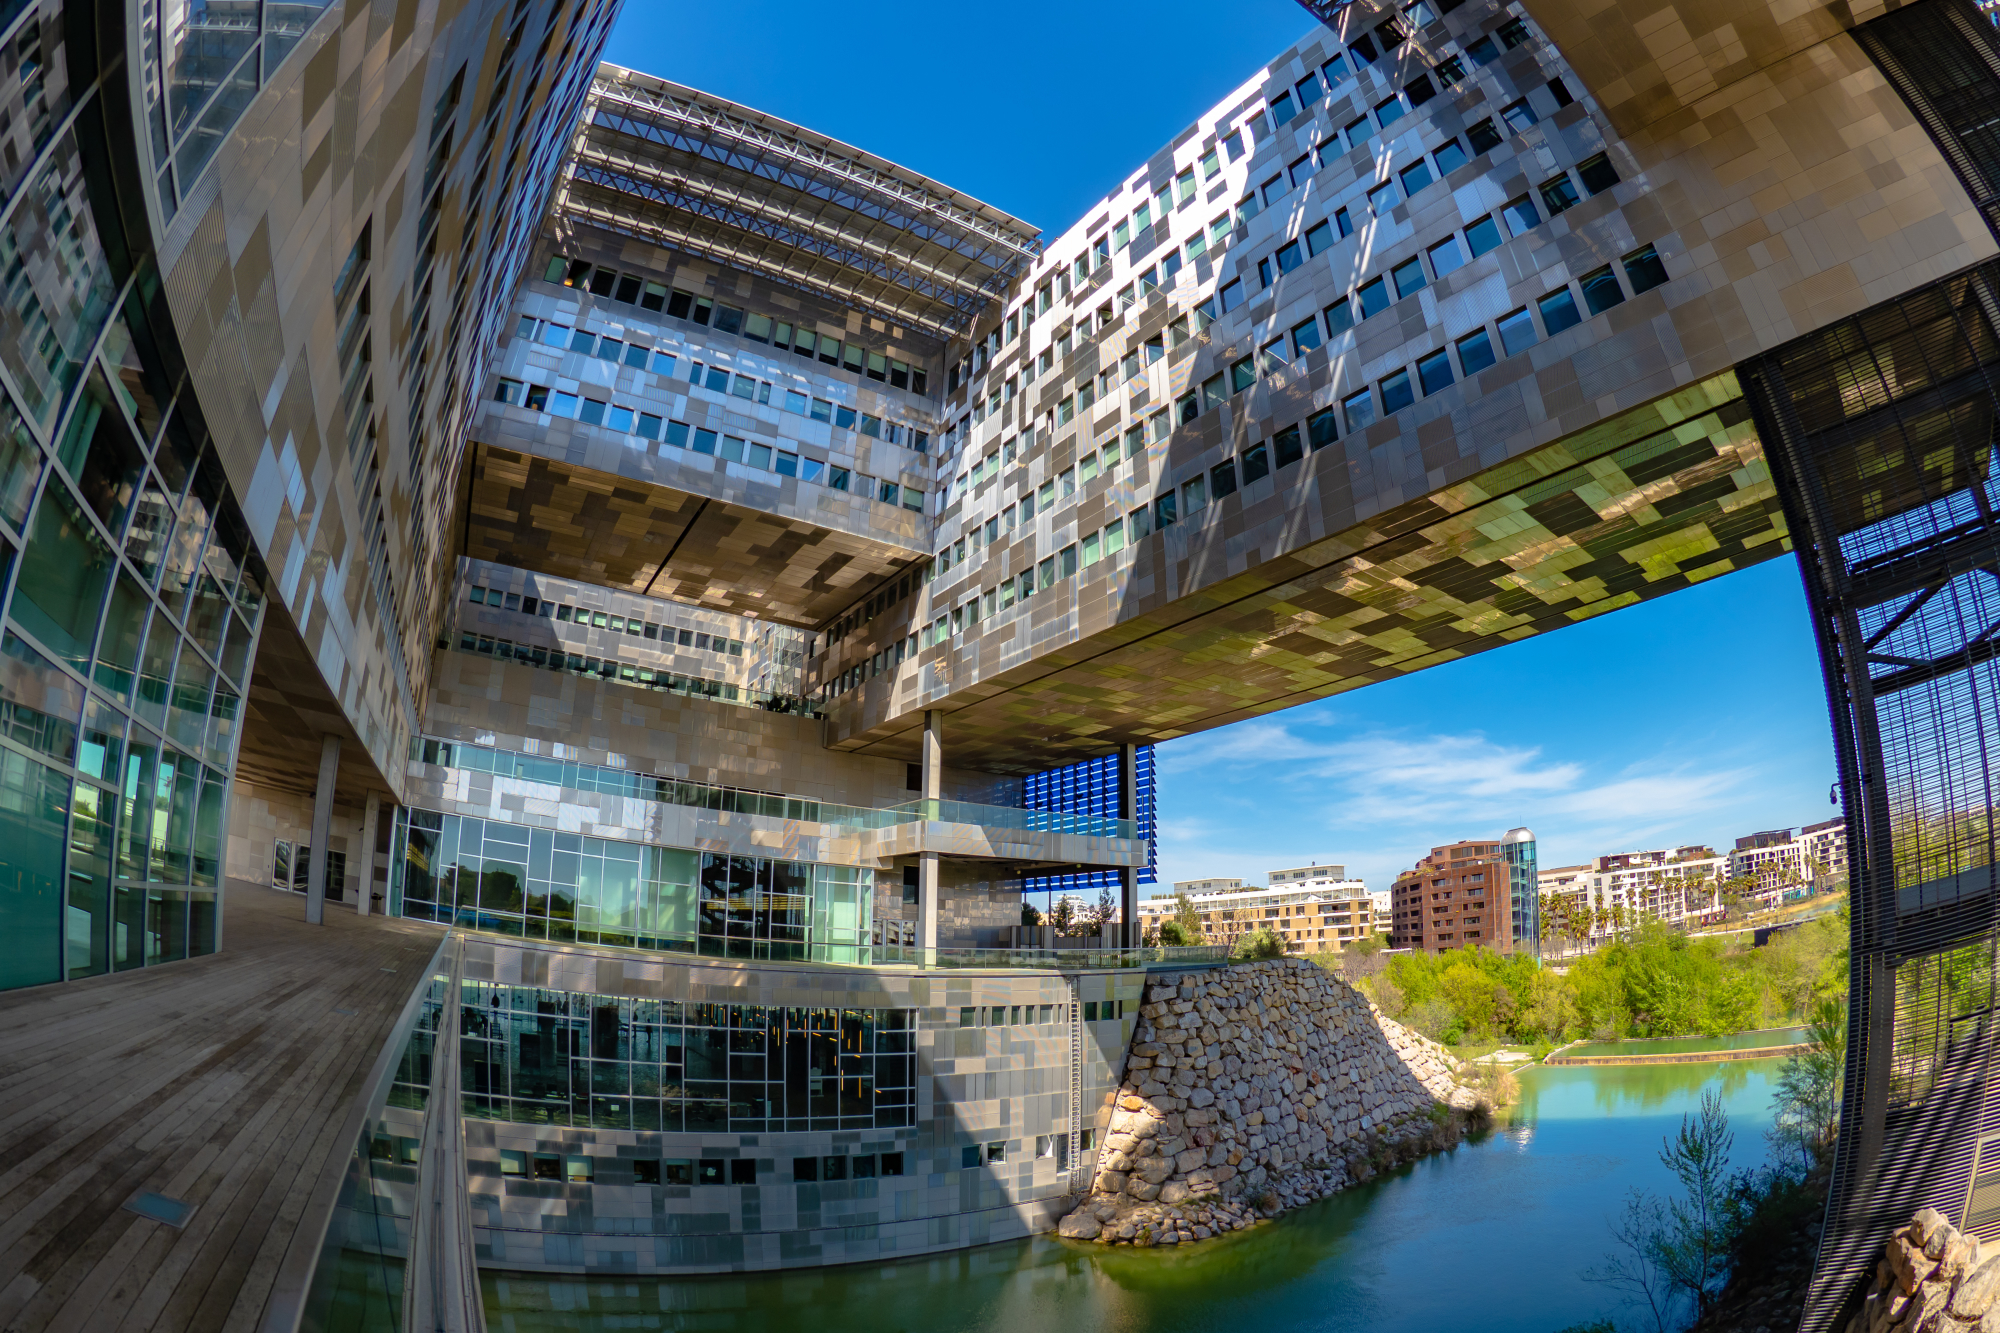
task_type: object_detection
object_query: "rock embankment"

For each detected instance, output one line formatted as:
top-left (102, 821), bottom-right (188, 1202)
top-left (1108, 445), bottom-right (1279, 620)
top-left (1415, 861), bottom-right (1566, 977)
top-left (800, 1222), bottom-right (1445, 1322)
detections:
top-left (1055, 957), bottom-right (1481, 1246)
top-left (1846, 1208), bottom-right (2000, 1333)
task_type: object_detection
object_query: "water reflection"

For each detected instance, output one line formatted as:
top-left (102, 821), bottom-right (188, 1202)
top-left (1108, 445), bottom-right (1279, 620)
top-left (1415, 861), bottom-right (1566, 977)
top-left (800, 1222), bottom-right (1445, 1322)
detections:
top-left (484, 1059), bottom-right (1789, 1333)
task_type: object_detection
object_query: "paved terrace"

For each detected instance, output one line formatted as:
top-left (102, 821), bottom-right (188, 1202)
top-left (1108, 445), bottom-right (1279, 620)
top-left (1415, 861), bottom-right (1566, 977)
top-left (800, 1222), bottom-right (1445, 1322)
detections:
top-left (0, 886), bottom-right (444, 1332)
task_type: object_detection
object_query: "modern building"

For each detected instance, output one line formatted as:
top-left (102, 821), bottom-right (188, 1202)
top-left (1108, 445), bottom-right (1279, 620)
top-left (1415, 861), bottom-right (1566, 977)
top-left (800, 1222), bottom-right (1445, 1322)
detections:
top-left (1167, 875), bottom-right (1248, 896)
top-left (1543, 845), bottom-right (1728, 944)
top-left (3, 0), bottom-right (1999, 1320)
top-left (1390, 838), bottom-right (1524, 953)
top-left (1137, 872), bottom-right (1375, 950)
top-left (1730, 819), bottom-right (1850, 905)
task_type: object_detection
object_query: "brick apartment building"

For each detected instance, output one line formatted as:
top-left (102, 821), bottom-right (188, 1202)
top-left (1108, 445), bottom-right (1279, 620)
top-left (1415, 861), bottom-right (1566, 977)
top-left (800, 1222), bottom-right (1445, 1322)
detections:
top-left (1390, 840), bottom-right (1517, 954)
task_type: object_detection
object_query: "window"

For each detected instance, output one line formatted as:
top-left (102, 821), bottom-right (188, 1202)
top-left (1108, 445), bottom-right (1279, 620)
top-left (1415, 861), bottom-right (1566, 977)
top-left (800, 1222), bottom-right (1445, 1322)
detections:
top-left (1426, 236), bottom-right (1467, 279)
top-left (1465, 34), bottom-right (1499, 64)
top-left (1433, 138), bottom-right (1469, 176)
top-left (1241, 442), bottom-right (1270, 484)
top-left (1367, 182), bottom-right (1398, 217)
top-left (1273, 424), bottom-right (1303, 467)
top-left (1257, 258), bottom-right (1273, 289)
top-left (1399, 160), bottom-right (1434, 196)
top-left (1380, 368), bottom-right (1415, 414)
top-left (1271, 91), bottom-right (1297, 124)
top-left (1342, 389), bottom-right (1376, 432)
top-left (1304, 220), bottom-right (1334, 256)
top-left (1392, 257), bottom-right (1426, 299)
top-left (1540, 173), bottom-right (1581, 215)
top-left (1466, 119), bottom-right (1503, 159)
top-left (1200, 146), bottom-right (1221, 180)
top-left (1416, 349), bottom-right (1454, 395)
top-left (1289, 154), bottom-right (1314, 188)
top-left (1325, 297), bottom-right (1354, 336)
top-left (1501, 98), bottom-right (1539, 134)
top-left (1577, 153), bottom-right (1620, 196)
top-left (1275, 239), bottom-right (1304, 274)
top-left (1538, 287), bottom-right (1582, 335)
top-left (1211, 458), bottom-right (1239, 498)
top-left (1237, 193), bottom-right (1259, 227)
top-left (1623, 243), bottom-right (1669, 294)
top-left (1498, 16), bottom-right (1531, 48)
top-left (1296, 70), bottom-right (1323, 106)
top-left (1261, 174), bottom-right (1286, 206)
top-left (1260, 337), bottom-right (1289, 372)
top-left (1580, 265), bottom-right (1626, 315)
top-left (1375, 95), bottom-right (1406, 129)
top-left (1291, 316), bottom-right (1323, 357)
top-left (1308, 407), bottom-right (1338, 451)
top-left (1350, 32), bottom-right (1378, 65)
top-left (1230, 356), bottom-right (1257, 393)
top-left (1358, 277), bottom-right (1390, 319)
top-left (1434, 54), bottom-right (1467, 87)
top-left (1548, 76), bottom-right (1576, 108)
top-left (1456, 327), bottom-right (1497, 375)
top-left (1216, 279), bottom-right (1244, 315)
top-left (1335, 206), bottom-right (1353, 238)
top-left (1464, 214), bottom-right (1502, 259)
top-left (1179, 478), bottom-right (1206, 517)
top-left (1501, 195), bottom-right (1539, 236)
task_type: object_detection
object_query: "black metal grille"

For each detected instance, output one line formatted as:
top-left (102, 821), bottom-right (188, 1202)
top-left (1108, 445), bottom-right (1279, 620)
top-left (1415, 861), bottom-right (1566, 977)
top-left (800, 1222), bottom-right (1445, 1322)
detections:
top-left (1746, 257), bottom-right (2000, 1332)
top-left (1854, 0), bottom-right (2000, 240)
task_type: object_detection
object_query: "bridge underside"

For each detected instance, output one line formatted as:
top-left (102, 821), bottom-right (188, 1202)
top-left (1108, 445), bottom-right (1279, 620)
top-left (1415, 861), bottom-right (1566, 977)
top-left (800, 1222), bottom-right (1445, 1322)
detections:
top-left (832, 370), bottom-right (1790, 774)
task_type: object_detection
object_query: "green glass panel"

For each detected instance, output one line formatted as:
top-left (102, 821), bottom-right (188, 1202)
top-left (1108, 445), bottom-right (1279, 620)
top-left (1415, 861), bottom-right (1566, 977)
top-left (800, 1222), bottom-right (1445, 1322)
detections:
top-left (93, 573), bottom-right (150, 699)
top-left (13, 481), bottom-right (114, 671)
top-left (66, 780), bottom-right (112, 979)
top-left (0, 747), bottom-right (67, 989)
top-left (0, 389), bottom-right (39, 532)
top-left (119, 728), bottom-right (158, 881)
top-left (0, 628), bottom-right (81, 763)
top-left (193, 775), bottom-right (223, 888)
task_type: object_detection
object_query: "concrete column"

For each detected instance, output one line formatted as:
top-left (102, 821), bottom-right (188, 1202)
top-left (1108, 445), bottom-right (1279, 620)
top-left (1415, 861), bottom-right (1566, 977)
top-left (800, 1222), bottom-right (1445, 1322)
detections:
top-left (305, 734), bottom-right (340, 925)
top-left (1119, 742), bottom-right (1139, 948)
top-left (919, 710), bottom-right (941, 952)
top-left (356, 791), bottom-right (382, 917)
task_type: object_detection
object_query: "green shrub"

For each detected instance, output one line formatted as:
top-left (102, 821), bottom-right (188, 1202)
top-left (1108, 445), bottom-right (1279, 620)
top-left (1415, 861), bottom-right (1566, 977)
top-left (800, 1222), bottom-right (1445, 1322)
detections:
top-left (1158, 919), bottom-right (1194, 947)
top-left (1232, 928), bottom-right (1285, 961)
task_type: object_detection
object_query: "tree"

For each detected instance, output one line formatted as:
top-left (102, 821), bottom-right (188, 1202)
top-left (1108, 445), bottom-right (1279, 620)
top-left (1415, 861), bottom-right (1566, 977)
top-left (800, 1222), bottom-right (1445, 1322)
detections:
top-left (1157, 919), bottom-right (1194, 946)
top-left (1770, 996), bottom-right (1846, 1166)
top-left (1584, 1190), bottom-right (1680, 1333)
top-left (1654, 1090), bottom-right (1736, 1319)
top-left (1021, 901), bottom-right (1043, 928)
top-left (1232, 927), bottom-right (1284, 960)
top-left (1172, 891), bottom-right (1203, 944)
top-left (1048, 896), bottom-right (1078, 936)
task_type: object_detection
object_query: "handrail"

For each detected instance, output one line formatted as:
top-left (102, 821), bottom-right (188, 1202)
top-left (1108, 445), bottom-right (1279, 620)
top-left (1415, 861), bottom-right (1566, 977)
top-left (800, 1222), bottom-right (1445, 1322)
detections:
top-left (403, 937), bottom-right (484, 1333)
top-left (259, 930), bottom-right (450, 1333)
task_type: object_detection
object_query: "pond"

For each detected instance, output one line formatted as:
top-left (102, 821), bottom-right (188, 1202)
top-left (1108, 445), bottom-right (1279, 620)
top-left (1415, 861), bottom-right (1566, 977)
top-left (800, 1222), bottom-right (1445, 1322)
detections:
top-left (1561, 1026), bottom-right (1809, 1057)
top-left (482, 1058), bottom-right (1793, 1333)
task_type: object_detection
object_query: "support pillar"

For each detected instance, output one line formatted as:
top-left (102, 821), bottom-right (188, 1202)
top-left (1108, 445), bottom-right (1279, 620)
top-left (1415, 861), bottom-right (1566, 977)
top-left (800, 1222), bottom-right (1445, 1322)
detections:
top-left (1118, 743), bottom-right (1139, 948)
top-left (356, 791), bottom-right (382, 917)
top-left (305, 734), bottom-right (340, 925)
top-left (919, 710), bottom-right (941, 953)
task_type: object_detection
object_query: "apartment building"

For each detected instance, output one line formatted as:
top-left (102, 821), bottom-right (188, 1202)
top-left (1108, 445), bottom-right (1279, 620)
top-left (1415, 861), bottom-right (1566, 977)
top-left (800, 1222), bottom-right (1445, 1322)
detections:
top-left (1730, 819), bottom-right (1849, 906)
top-left (1138, 868), bottom-right (1375, 951)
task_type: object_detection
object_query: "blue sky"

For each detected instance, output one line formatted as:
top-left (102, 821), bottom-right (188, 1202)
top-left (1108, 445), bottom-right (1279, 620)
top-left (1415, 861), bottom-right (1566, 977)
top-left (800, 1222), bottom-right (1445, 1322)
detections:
top-left (603, 1), bottom-right (1839, 893)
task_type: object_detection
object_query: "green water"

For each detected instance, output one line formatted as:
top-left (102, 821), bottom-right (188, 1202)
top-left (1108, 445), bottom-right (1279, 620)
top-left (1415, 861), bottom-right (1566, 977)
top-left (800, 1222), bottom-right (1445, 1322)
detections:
top-left (1563, 1026), bottom-right (1808, 1057)
top-left (482, 1058), bottom-right (1789, 1333)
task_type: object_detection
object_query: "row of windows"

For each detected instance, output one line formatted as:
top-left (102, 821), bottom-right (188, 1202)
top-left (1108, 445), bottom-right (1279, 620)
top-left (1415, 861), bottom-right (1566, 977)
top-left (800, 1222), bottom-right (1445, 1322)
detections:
top-left (454, 632), bottom-right (791, 711)
top-left (940, 429), bottom-right (1142, 563)
top-left (953, 1000), bottom-right (1127, 1027)
top-left (503, 322), bottom-right (930, 449)
top-left (543, 254), bottom-right (932, 396)
top-left (960, 1132), bottom-right (1092, 1169)
top-left (790, 1152), bottom-right (908, 1183)
top-left (492, 379), bottom-right (927, 511)
top-left (464, 585), bottom-right (745, 655)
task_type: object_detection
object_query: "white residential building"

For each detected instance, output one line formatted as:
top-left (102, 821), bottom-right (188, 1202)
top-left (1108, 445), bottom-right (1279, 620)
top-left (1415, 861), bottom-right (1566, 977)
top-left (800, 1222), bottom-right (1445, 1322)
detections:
top-left (1729, 819), bottom-right (1848, 906)
top-left (1540, 847), bottom-right (1726, 944)
top-left (1139, 868), bottom-right (1373, 951)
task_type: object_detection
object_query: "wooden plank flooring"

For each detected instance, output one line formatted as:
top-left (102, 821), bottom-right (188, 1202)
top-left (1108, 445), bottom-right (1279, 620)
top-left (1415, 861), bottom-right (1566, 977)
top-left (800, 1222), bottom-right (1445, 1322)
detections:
top-left (0, 884), bottom-right (446, 1333)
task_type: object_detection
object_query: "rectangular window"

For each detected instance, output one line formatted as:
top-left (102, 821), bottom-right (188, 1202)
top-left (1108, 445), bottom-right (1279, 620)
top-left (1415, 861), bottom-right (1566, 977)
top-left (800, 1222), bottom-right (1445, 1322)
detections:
top-left (1308, 407), bottom-right (1338, 451)
top-left (1399, 159), bottom-right (1434, 195)
top-left (1375, 95), bottom-right (1406, 129)
top-left (1211, 458), bottom-right (1239, 498)
top-left (1270, 92), bottom-right (1297, 124)
top-left (1623, 243), bottom-right (1669, 294)
top-left (1465, 34), bottom-right (1499, 64)
top-left (1230, 356), bottom-right (1257, 393)
top-left (1323, 298), bottom-right (1355, 339)
top-left (1304, 220), bottom-right (1333, 256)
top-left (1456, 327), bottom-right (1497, 374)
top-left (1241, 443), bottom-right (1270, 485)
top-left (1291, 317), bottom-right (1323, 357)
top-left (1498, 16), bottom-right (1531, 48)
top-left (1501, 98), bottom-right (1539, 134)
top-left (1357, 277), bottom-right (1390, 319)
top-left (1580, 265), bottom-right (1626, 315)
top-left (1273, 424), bottom-right (1303, 467)
top-left (1434, 55), bottom-right (1466, 87)
top-left (1464, 214), bottom-right (1502, 259)
top-left (1540, 173), bottom-right (1581, 215)
top-left (1577, 153), bottom-right (1620, 195)
top-left (1335, 206), bottom-right (1353, 238)
top-left (1468, 118), bottom-right (1503, 155)
top-left (1275, 240), bottom-right (1303, 273)
top-left (1261, 174), bottom-right (1286, 207)
top-left (1289, 154), bottom-right (1314, 188)
top-left (1380, 368), bottom-right (1415, 414)
top-left (1180, 477), bottom-right (1206, 517)
top-left (1428, 235), bottom-right (1466, 277)
top-left (1416, 349), bottom-right (1454, 395)
top-left (1368, 182), bottom-right (1398, 216)
top-left (1538, 287), bottom-right (1582, 335)
top-left (1502, 195), bottom-right (1539, 236)
top-left (1297, 71), bottom-right (1323, 106)
top-left (1343, 388), bottom-right (1376, 432)
top-left (1392, 257), bottom-right (1427, 299)
top-left (1218, 279), bottom-right (1244, 314)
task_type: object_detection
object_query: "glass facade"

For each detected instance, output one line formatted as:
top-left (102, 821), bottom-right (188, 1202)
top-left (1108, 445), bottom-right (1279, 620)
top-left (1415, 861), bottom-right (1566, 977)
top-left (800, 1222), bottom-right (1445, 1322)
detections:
top-left (458, 979), bottom-right (916, 1132)
top-left (0, 40), bottom-right (261, 990)
top-left (1501, 830), bottom-right (1539, 961)
top-left (1022, 745), bottom-right (1157, 894)
top-left (391, 809), bottom-right (875, 961)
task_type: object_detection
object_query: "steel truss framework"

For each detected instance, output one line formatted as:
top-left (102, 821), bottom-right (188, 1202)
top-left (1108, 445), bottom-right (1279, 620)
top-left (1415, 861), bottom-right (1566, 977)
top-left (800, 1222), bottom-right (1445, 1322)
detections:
top-left (1749, 253), bottom-right (2000, 1332)
top-left (557, 71), bottom-right (1041, 340)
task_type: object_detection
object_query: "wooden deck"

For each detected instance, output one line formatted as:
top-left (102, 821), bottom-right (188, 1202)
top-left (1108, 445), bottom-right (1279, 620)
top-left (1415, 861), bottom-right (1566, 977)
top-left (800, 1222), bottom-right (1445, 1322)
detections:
top-left (0, 884), bottom-right (446, 1333)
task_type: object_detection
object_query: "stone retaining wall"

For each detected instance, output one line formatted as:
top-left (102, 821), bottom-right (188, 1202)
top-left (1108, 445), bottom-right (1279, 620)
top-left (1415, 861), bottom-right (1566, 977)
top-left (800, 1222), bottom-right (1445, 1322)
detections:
top-left (1057, 957), bottom-right (1478, 1244)
top-left (1848, 1207), bottom-right (2000, 1333)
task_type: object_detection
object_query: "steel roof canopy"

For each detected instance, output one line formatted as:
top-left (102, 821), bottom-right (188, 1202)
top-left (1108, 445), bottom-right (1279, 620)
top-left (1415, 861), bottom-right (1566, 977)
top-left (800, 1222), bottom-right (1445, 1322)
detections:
top-left (561, 66), bottom-right (1044, 340)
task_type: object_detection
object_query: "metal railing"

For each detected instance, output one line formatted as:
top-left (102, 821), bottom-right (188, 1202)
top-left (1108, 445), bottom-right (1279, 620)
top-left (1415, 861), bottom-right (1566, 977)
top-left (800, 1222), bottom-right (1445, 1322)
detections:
top-left (421, 738), bottom-right (1142, 841)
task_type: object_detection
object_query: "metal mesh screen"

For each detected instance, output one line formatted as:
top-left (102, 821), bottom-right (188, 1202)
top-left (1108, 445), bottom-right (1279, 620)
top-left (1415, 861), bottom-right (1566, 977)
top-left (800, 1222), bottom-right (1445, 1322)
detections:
top-left (1021, 746), bottom-right (1157, 894)
top-left (1744, 253), bottom-right (2000, 1331)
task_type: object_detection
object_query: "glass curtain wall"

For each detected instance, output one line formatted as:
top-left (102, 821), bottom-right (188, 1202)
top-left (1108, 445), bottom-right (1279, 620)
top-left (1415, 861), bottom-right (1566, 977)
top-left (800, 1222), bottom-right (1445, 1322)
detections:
top-left (0, 0), bottom-right (263, 991)
top-left (391, 809), bottom-right (875, 962)
top-left (457, 980), bottom-right (916, 1132)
